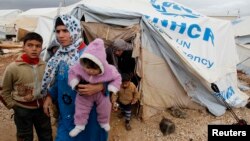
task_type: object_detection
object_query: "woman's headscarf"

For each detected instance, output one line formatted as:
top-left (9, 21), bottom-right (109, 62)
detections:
top-left (112, 39), bottom-right (132, 51)
top-left (41, 14), bottom-right (82, 95)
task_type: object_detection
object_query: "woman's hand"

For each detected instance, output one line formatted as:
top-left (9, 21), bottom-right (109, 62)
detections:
top-left (43, 95), bottom-right (52, 117)
top-left (77, 83), bottom-right (104, 96)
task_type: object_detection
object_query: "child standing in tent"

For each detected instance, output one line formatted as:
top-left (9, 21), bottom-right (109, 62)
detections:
top-left (1, 32), bottom-right (52, 141)
top-left (68, 38), bottom-right (121, 137)
top-left (112, 73), bottom-right (140, 131)
top-left (42, 14), bottom-right (110, 141)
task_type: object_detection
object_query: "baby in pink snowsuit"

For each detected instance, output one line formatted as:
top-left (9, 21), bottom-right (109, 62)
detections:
top-left (68, 38), bottom-right (121, 137)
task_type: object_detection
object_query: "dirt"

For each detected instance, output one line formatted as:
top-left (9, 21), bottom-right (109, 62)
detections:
top-left (0, 53), bottom-right (250, 141)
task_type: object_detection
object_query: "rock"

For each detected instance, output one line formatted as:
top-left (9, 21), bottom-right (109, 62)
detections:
top-left (159, 116), bottom-right (175, 136)
top-left (169, 106), bottom-right (187, 119)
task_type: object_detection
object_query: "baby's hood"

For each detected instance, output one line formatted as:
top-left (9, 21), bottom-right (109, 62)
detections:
top-left (80, 38), bottom-right (108, 74)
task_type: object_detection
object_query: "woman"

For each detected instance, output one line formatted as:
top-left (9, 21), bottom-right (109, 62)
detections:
top-left (42, 14), bottom-right (108, 141)
top-left (106, 39), bottom-right (140, 86)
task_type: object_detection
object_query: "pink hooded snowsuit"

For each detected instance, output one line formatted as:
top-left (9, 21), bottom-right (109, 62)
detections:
top-left (68, 38), bottom-right (121, 126)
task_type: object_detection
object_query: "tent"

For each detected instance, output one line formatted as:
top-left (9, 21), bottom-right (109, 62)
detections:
top-left (0, 9), bottom-right (22, 28)
top-left (42, 0), bottom-right (249, 119)
top-left (232, 16), bottom-right (250, 37)
top-left (15, 8), bottom-right (58, 32)
top-left (232, 16), bottom-right (250, 74)
top-left (236, 44), bottom-right (250, 74)
top-left (12, 8), bottom-right (58, 42)
top-left (0, 9), bottom-right (22, 37)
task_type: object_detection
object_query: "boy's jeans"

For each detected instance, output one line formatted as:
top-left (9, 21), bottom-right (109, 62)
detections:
top-left (13, 106), bottom-right (52, 141)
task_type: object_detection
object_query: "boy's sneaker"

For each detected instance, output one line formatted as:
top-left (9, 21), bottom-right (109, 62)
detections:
top-left (125, 123), bottom-right (132, 131)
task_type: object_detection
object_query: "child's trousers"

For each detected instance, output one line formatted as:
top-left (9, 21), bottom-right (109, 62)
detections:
top-left (13, 106), bottom-right (52, 141)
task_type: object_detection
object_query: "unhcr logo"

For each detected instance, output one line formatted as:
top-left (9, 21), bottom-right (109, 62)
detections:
top-left (150, 0), bottom-right (200, 18)
top-left (144, 15), bottom-right (215, 46)
top-left (146, 0), bottom-right (215, 46)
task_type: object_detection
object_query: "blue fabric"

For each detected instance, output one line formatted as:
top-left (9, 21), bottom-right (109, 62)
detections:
top-left (104, 83), bottom-right (109, 97)
top-left (49, 60), bottom-right (108, 141)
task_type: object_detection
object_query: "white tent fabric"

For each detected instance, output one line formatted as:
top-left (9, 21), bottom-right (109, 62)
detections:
top-left (34, 16), bottom-right (54, 57)
top-left (232, 16), bottom-right (250, 37)
top-left (69, 0), bottom-right (249, 118)
top-left (15, 8), bottom-right (58, 31)
top-left (232, 16), bottom-right (250, 74)
top-left (0, 9), bottom-right (22, 18)
top-left (236, 44), bottom-right (250, 74)
top-left (0, 9), bottom-right (22, 35)
top-left (0, 9), bottom-right (22, 26)
top-left (16, 1), bottom-right (85, 33)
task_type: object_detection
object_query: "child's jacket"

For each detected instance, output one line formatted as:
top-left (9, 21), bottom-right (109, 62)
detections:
top-left (1, 55), bottom-right (45, 109)
top-left (112, 82), bottom-right (140, 105)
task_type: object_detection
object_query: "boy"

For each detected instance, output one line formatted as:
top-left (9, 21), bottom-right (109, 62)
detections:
top-left (0, 32), bottom-right (52, 141)
top-left (111, 73), bottom-right (140, 131)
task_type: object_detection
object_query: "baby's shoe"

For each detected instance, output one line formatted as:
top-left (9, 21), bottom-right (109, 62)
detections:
top-left (100, 123), bottom-right (110, 131)
top-left (69, 125), bottom-right (85, 137)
